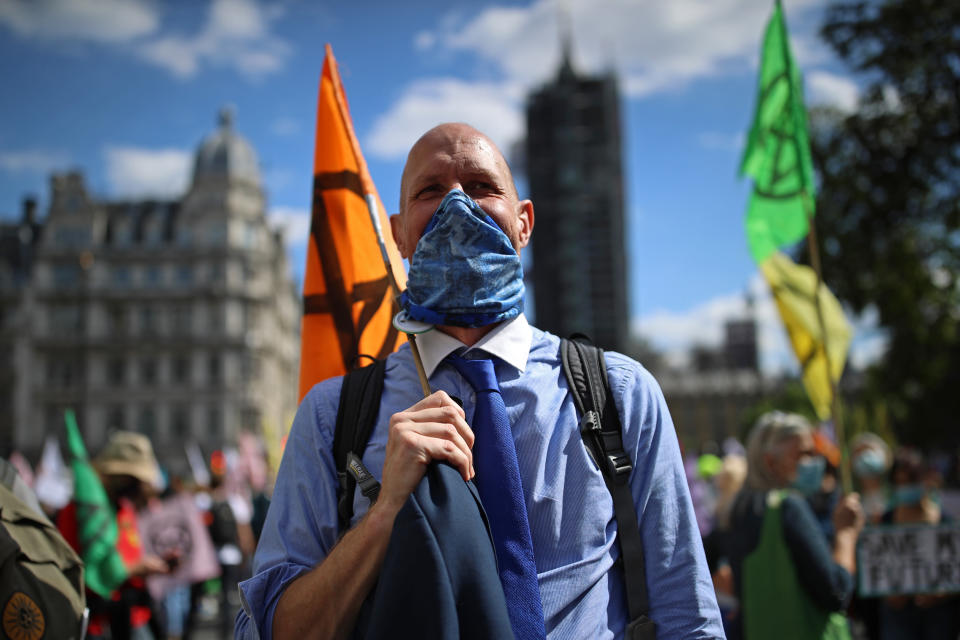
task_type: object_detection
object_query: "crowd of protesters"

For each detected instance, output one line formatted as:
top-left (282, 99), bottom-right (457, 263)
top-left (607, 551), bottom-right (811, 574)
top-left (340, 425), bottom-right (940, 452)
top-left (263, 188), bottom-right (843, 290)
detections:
top-left (687, 414), bottom-right (960, 640)
top-left (3, 431), bottom-right (272, 640)
top-left (3, 412), bottom-right (960, 640)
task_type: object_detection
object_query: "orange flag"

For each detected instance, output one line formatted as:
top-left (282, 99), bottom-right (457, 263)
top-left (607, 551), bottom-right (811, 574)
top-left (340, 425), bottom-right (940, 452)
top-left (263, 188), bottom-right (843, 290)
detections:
top-left (298, 45), bottom-right (407, 401)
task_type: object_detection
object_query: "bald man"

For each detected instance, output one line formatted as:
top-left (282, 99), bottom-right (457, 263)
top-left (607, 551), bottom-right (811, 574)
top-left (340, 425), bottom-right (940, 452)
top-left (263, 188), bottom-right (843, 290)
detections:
top-left (236, 124), bottom-right (723, 639)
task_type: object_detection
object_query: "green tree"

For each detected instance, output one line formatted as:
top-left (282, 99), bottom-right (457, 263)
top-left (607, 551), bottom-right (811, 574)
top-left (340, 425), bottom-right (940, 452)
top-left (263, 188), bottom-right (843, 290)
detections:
top-left (807, 0), bottom-right (960, 447)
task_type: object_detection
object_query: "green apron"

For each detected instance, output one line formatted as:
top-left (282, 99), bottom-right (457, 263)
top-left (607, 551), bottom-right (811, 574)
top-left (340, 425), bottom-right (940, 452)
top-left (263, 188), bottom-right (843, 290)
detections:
top-left (743, 490), bottom-right (851, 640)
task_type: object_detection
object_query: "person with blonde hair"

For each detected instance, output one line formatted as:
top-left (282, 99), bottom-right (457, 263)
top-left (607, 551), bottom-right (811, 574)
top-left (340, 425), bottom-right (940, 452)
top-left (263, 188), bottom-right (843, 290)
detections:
top-left (727, 412), bottom-right (865, 640)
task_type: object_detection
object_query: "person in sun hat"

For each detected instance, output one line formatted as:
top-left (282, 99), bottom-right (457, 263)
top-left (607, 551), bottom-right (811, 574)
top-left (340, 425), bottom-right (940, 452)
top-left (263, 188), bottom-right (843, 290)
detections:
top-left (58, 431), bottom-right (170, 640)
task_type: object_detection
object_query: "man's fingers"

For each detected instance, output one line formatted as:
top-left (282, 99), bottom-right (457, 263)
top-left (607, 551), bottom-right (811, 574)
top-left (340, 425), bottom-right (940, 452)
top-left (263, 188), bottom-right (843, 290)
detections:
top-left (406, 390), bottom-right (466, 419)
top-left (409, 421), bottom-right (474, 475)
top-left (414, 432), bottom-right (474, 482)
top-left (403, 405), bottom-right (475, 448)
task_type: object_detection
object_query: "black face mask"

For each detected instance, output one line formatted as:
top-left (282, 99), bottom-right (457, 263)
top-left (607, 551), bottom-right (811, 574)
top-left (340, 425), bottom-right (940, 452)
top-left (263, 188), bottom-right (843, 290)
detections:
top-left (109, 475), bottom-right (143, 503)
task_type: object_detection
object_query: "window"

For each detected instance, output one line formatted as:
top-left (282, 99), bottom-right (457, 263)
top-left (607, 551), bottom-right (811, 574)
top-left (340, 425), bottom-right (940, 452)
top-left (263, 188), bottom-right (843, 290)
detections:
top-left (207, 263), bottom-right (224, 286)
top-left (140, 306), bottom-right (157, 336)
top-left (47, 357), bottom-right (80, 389)
top-left (112, 266), bottom-right (131, 288)
top-left (242, 353), bottom-right (261, 382)
top-left (145, 218), bottom-right (164, 247)
top-left (144, 266), bottom-right (162, 288)
top-left (208, 354), bottom-right (220, 385)
top-left (206, 305), bottom-right (223, 334)
top-left (54, 227), bottom-right (88, 248)
top-left (243, 303), bottom-right (259, 333)
top-left (107, 406), bottom-right (125, 431)
top-left (138, 405), bottom-right (156, 438)
top-left (53, 264), bottom-right (80, 288)
top-left (50, 304), bottom-right (83, 333)
top-left (107, 358), bottom-right (126, 386)
top-left (175, 265), bottom-right (192, 287)
top-left (171, 356), bottom-right (190, 384)
top-left (171, 304), bottom-right (192, 335)
top-left (207, 223), bottom-right (226, 247)
top-left (107, 305), bottom-right (127, 335)
top-left (171, 406), bottom-right (189, 440)
top-left (140, 358), bottom-right (157, 385)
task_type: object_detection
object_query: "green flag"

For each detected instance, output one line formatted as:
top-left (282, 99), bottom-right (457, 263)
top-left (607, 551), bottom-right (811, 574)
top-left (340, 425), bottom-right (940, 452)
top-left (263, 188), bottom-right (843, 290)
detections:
top-left (740, 0), bottom-right (815, 263)
top-left (64, 409), bottom-right (128, 597)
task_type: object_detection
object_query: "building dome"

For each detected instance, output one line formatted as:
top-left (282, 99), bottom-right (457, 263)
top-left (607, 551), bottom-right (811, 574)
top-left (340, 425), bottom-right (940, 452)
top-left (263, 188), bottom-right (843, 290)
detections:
top-left (192, 107), bottom-right (261, 189)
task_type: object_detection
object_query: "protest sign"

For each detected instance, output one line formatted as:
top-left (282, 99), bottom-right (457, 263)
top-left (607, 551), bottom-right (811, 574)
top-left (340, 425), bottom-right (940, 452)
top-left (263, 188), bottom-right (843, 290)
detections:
top-left (138, 492), bottom-right (220, 600)
top-left (857, 523), bottom-right (960, 596)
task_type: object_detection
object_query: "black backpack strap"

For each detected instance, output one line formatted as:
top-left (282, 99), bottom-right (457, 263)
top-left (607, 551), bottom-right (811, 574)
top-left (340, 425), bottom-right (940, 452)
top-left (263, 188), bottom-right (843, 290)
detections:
top-left (333, 358), bottom-right (387, 533)
top-left (561, 338), bottom-right (656, 640)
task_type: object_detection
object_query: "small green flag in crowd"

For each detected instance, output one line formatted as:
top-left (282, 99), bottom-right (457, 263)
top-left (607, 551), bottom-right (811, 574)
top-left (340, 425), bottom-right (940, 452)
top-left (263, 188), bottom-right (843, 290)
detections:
top-left (64, 409), bottom-right (128, 597)
top-left (740, 0), bottom-right (815, 264)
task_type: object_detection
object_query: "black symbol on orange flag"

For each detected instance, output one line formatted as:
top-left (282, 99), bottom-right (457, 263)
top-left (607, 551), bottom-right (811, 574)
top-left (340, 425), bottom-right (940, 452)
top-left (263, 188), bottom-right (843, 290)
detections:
top-left (305, 170), bottom-right (400, 371)
top-left (755, 71), bottom-right (803, 202)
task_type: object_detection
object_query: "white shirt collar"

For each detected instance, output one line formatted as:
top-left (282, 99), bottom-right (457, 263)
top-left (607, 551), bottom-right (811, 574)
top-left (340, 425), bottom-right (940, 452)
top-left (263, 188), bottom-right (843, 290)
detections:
top-left (414, 314), bottom-right (532, 378)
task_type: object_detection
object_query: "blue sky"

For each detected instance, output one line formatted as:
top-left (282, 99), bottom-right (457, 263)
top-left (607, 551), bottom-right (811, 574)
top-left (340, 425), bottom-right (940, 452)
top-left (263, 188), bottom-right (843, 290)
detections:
top-left (0, 0), bottom-right (880, 372)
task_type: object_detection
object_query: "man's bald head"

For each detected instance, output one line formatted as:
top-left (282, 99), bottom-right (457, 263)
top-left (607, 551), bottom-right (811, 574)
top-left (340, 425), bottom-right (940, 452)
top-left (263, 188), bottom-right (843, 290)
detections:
top-left (390, 122), bottom-right (534, 258)
top-left (399, 123), bottom-right (519, 213)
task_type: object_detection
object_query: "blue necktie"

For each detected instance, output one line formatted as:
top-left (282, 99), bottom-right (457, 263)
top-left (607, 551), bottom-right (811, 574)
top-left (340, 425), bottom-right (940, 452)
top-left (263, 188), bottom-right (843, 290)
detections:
top-left (447, 353), bottom-right (546, 640)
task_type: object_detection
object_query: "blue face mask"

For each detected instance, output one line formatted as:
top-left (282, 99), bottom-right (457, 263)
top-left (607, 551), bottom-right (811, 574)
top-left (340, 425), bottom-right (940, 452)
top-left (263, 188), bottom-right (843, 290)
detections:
top-left (791, 456), bottom-right (826, 495)
top-left (400, 189), bottom-right (524, 328)
top-left (893, 484), bottom-right (926, 506)
top-left (853, 449), bottom-right (887, 478)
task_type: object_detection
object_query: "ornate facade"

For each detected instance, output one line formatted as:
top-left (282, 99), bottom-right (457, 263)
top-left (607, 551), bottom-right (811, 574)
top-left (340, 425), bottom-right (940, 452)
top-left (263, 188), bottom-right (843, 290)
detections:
top-left (1, 110), bottom-right (300, 466)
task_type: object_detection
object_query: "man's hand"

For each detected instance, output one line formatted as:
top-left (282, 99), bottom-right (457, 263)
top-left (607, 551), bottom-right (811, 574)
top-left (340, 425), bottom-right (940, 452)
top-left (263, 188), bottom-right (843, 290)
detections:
top-left (377, 391), bottom-right (475, 513)
top-left (273, 391), bottom-right (475, 640)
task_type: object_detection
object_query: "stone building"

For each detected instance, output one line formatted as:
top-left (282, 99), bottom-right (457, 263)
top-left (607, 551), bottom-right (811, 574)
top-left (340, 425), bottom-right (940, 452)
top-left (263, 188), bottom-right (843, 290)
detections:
top-left (2, 109), bottom-right (300, 465)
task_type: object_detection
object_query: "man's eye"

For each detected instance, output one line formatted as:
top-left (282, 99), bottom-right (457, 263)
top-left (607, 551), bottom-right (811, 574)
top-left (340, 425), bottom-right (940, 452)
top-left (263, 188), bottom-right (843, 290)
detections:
top-left (416, 185), bottom-right (442, 198)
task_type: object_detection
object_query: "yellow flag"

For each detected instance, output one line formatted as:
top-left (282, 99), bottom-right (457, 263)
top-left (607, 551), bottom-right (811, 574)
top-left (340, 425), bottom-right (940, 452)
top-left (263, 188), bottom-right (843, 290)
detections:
top-left (760, 251), bottom-right (852, 419)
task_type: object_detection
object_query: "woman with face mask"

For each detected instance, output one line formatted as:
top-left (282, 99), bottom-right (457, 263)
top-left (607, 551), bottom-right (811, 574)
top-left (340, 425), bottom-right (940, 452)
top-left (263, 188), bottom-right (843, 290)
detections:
top-left (877, 449), bottom-right (959, 640)
top-left (851, 433), bottom-right (893, 526)
top-left (725, 412), bottom-right (865, 640)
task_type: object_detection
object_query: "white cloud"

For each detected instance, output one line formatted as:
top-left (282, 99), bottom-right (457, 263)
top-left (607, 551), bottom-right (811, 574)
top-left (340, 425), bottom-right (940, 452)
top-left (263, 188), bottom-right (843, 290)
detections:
top-left (0, 0), bottom-right (158, 43)
top-left (366, 78), bottom-right (524, 160)
top-left (269, 206), bottom-right (310, 247)
top-left (136, 0), bottom-right (290, 79)
top-left (270, 116), bottom-right (301, 137)
top-left (104, 146), bottom-right (192, 198)
top-left (423, 0), bottom-right (825, 99)
top-left (806, 70), bottom-right (859, 112)
top-left (0, 149), bottom-right (71, 173)
top-left (377, 0), bottom-right (837, 161)
top-left (633, 273), bottom-right (796, 375)
top-left (413, 30), bottom-right (435, 51)
top-left (634, 274), bottom-right (887, 376)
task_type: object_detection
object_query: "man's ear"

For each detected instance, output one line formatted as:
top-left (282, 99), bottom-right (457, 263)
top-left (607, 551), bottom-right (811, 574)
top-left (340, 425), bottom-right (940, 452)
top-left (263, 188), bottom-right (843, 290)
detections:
top-left (390, 213), bottom-right (410, 258)
top-left (516, 199), bottom-right (534, 250)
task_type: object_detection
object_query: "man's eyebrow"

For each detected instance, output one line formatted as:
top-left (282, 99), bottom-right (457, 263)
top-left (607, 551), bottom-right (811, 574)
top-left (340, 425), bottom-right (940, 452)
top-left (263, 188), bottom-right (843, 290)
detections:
top-left (407, 173), bottom-right (444, 193)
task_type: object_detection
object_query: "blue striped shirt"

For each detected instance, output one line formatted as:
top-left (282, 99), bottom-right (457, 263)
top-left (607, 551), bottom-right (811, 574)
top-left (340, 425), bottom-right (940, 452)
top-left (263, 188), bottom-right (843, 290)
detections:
top-left (237, 316), bottom-right (724, 639)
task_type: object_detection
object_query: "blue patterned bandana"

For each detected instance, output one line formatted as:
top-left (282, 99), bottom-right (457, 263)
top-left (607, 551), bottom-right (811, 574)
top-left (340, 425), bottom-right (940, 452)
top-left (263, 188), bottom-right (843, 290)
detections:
top-left (400, 189), bottom-right (524, 328)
